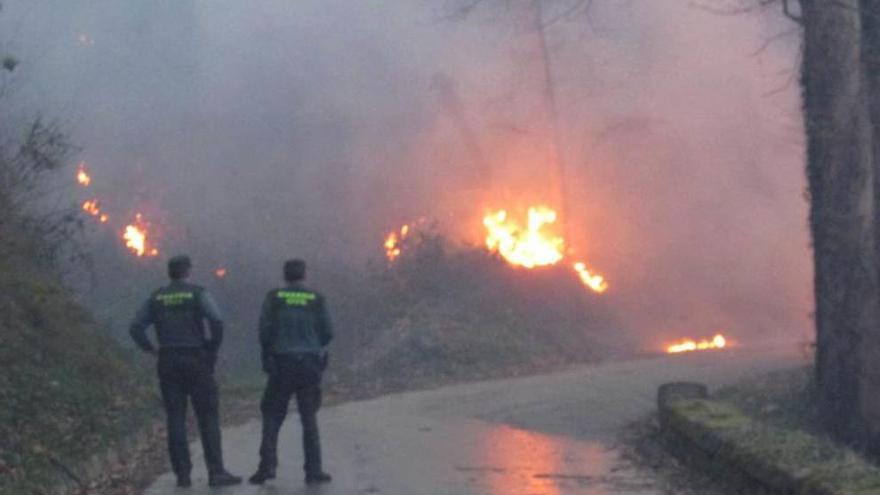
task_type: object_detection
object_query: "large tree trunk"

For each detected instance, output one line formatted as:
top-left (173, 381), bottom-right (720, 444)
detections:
top-left (801, 0), bottom-right (877, 444)
top-left (858, 0), bottom-right (880, 444)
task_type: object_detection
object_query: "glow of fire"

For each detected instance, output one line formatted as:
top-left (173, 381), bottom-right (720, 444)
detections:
top-left (483, 206), bottom-right (564, 269)
top-left (482, 206), bottom-right (608, 294)
top-left (573, 262), bottom-right (608, 293)
top-left (76, 163), bottom-right (92, 186)
top-left (666, 334), bottom-right (728, 354)
top-left (82, 199), bottom-right (99, 215)
top-left (123, 214), bottom-right (159, 258)
top-left (384, 224), bottom-right (410, 262)
top-left (215, 268), bottom-right (227, 278)
top-left (81, 199), bottom-right (109, 223)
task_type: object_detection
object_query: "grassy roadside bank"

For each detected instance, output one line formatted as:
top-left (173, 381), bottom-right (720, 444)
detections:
top-left (0, 241), bottom-right (158, 495)
top-left (625, 364), bottom-right (880, 495)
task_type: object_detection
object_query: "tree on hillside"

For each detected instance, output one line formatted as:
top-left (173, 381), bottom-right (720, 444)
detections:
top-left (0, 8), bottom-right (84, 268)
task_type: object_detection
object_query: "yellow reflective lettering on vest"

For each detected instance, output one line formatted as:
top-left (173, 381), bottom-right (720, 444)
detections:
top-left (277, 291), bottom-right (316, 306)
top-left (155, 292), bottom-right (195, 306)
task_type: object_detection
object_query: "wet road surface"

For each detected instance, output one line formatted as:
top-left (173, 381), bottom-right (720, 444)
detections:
top-left (144, 345), bottom-right (803, 494)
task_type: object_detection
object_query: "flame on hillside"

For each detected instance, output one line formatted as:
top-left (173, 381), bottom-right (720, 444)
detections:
top-left (383, 206), bottom-right (608, 294)
top-left (573, 262), bottom-right (608, 294)
top-left (484, 207), bottom-right (564, 268)
top-left (384, 224), bottom-right (410, 263)
top-left (75, 165), bottom-right (163, 258)
top-left (483, 206), bottom-right (608, 294)
top-left (81, 200), bottom-right (109, 223)
top-left (76, 162), bottom-right (92, 186)
top-left (123, 214), bottom-right (159, 258)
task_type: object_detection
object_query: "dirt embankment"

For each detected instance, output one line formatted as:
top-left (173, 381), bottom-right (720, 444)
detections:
top-left (0, 232), bottom-right (159, 495)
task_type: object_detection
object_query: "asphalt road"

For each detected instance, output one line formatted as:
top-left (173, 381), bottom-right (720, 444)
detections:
top-left (144, 345), bottom-right (804, 495)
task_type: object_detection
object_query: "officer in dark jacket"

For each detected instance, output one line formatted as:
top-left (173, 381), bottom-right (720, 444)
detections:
top-left (249, 259), bottom-right (333, 485)
top-left (129, 255), bottom-right (242, 488)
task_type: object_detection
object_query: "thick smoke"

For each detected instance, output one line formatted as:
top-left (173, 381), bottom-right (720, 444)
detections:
top-left (1, 1), bottom-right (809, 349)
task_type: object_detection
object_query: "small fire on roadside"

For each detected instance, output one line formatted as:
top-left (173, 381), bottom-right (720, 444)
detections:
top-left (665, 334), bottom-right (728, 354)
top-left (123, 214), bottom-right (159, 258)
top-left (215, 268), bottom-right (227, 278)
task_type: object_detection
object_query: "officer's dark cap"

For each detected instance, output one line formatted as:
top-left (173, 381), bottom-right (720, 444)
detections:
top-left (168, 255), bottom-right (192, 279)
top-left (284, 259), bottom-right (306, 282)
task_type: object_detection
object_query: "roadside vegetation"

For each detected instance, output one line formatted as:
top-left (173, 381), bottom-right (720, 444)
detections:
top-left (326, 226), bottom-right (626, 396)
top-left (0, 35), bottom-right (157, 494)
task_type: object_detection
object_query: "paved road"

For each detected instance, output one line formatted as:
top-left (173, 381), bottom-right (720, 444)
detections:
top-left (144, 345), bottom-right (804, 495)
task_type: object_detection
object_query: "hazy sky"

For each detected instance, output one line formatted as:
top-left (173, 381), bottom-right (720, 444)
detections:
top-left (1, 0), bottom-right (810, 347)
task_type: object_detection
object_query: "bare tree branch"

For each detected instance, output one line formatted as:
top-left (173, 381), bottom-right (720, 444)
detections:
top-left (690, 0), bottom-right (802, 24)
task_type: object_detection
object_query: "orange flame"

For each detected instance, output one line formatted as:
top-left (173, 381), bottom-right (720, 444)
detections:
top-left (82, 199), bottom-right (99, 215)
top-left (123, 214), bottom-right (159, 257)
top-left (666, 334), bottom-right (728, 354)
top-left (81, 199), bottom-right (109, 223)
top-left (483, 206), bottom-right (608, 294)
top-left (573, 262), bottom-right (608, 293)
top-left (384, 224), bottom-right (410, 263)
top-left (76, 163), bottom-right (92, 187)
top-left (483, 206), bottom-right (564, 268)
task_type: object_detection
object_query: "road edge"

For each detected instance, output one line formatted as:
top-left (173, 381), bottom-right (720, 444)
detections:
top-left (658, 382), bottom-right (880, 495)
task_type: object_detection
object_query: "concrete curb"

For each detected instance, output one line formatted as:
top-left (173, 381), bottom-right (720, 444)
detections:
top-left (658, 382), bottom-right (880, 495)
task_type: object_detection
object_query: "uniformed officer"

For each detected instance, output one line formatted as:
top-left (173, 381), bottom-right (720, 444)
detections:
top-left (129, 255), bottom-right (242, 488)
top-left (249, 259), bottom-right (333, 485)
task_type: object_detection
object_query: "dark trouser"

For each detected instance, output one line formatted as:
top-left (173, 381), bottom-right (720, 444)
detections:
top-left (258, 353), bottom-right (323, 476)
top-left (157, 348), bottom-right (224, 478)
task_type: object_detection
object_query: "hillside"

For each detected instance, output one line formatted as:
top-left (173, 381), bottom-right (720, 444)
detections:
top-left (0, 229), bottom-right (155, 495)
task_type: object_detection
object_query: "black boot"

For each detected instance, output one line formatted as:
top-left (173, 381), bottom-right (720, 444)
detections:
top-left (305, 472), bottom-right (332, 484)
top-left (208, 470), bottom-right (242, 487)
top-left (248, 466), bottom-right (276, 485)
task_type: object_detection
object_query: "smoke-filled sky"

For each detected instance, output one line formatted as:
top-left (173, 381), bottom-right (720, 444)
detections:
top-left (1, 0), bottom-right (809, 347)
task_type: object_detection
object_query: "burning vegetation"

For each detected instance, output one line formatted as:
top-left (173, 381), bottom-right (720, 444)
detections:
top-left (384, 224), bottom-right (410, 263)
top-left (76, 162), bottom-right (92, 186)
top-left (386, 205), bottom-right (608, 295)
top-left (335, 222), bottom-right (624, 390)
top-left (75, 163), bottom-right (160, 258)
top-left (122, 214), bottom-right (159, 258)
